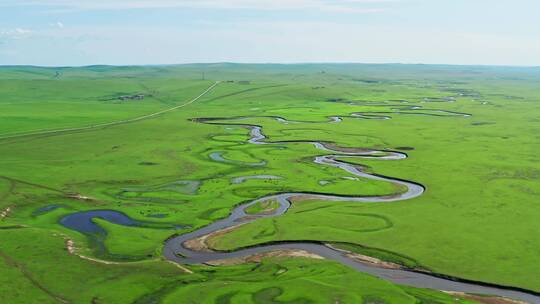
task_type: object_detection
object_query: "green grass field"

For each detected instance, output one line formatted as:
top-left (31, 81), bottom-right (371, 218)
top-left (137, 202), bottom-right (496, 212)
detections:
top-left (1, 63), bottom-right (539, 303)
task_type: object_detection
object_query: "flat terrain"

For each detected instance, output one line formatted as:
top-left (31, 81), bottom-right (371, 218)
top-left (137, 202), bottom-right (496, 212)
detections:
top-left (1, 64), bottom-right (539, 303)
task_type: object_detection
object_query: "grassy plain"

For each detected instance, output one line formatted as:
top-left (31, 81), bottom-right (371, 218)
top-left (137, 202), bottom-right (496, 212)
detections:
top-left (1, 64), bottom-right (539, 303)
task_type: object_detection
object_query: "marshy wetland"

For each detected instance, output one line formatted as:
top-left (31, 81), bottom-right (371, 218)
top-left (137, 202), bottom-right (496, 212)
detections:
top-left (1, 64), bottom-right (540, 303)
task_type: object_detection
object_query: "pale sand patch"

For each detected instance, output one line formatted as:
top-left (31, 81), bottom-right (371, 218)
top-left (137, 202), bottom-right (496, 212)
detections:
top-left (65, 238), bottom-right (120, 264)
top-left (65, 238), bottom-right (117, 264)
top-left (167, 261), bottom-right (194, 274)
top-left (183, 224), bottom-right (323, 267)
top-left (345, 252), bottom-right (402, 270)
top-left (444, 292), bottom-right (528, 304)
top-left (325, 243), bottom-right (402, 270)
top-left (0, 206), bottom-right (12, 219)
top-left (205, 249), bottom-right (324, 266)
top-left (66, 194), bottom-right (94, 201)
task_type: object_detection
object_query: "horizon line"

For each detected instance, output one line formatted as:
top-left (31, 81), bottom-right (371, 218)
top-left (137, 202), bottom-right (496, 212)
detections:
top-left (0, 62), bottom-right (539, 69)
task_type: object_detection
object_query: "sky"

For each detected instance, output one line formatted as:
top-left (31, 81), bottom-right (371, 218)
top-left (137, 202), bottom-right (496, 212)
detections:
top-left (0, 0), bottom-right (539, 66)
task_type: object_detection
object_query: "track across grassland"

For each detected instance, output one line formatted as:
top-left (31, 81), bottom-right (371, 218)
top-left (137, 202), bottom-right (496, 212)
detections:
top-left (0, 81), bottom-right (220, 141)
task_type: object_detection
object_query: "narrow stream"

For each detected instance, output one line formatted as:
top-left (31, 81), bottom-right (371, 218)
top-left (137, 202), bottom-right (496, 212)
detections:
top-left (161, 118), bottom-right (540, 303)
top-left (59, 114), bottom-right (539, 302)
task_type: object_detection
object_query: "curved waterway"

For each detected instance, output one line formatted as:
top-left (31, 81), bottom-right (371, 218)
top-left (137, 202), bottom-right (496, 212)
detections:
top-left (161, 117), bottom-right (540, 303)
top-left (61, 210), bottom-right (143, 234)
top-left (196, 105), bottom-right (470, 125)
top-left (59, 210), bottom-right (188, 261)
top-left (61, 210), bottom-right (188, 235)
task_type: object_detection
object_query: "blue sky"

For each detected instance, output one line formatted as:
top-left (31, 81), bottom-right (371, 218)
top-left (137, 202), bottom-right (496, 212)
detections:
top-left (0, 0), bottom-right (539, 66)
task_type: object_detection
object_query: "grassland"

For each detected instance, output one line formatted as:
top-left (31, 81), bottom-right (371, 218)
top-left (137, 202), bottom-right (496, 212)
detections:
top-left (0, 63), bottom-right (539, 303)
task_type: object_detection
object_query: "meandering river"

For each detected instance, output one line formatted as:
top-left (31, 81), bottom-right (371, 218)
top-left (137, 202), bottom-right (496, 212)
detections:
top-left (162, 117), bottom-right (539, 303)
top-left (61, 115), bottom-right (539, 303)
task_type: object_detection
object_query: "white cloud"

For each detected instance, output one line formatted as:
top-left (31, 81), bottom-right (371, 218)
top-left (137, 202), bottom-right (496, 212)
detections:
top-left (48, 21), bottom-right (65, 28)
top-left (0, 28), bottom-right (33, 39)
top-left (2, 0), bottom-right (395, 13)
